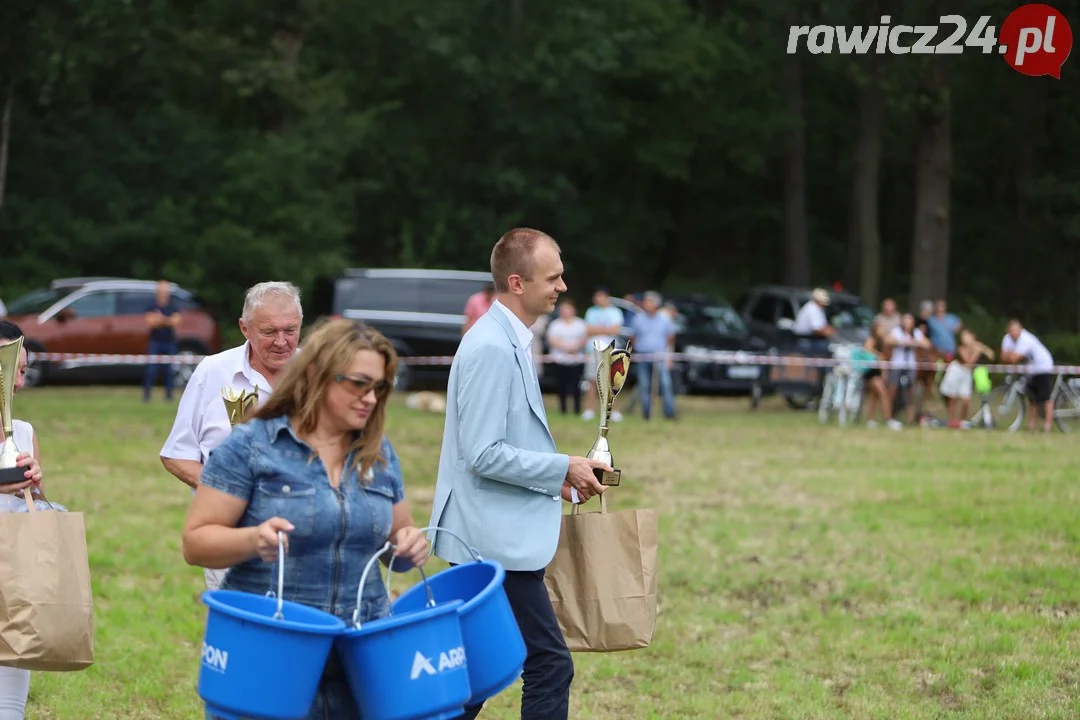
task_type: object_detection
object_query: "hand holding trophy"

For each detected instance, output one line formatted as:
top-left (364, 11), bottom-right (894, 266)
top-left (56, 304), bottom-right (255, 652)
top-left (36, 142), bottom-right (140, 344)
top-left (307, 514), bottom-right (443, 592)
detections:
top-left (220, 386), bottom-right (260, 428)
top-left (587, 338), bottom-right (632, 487)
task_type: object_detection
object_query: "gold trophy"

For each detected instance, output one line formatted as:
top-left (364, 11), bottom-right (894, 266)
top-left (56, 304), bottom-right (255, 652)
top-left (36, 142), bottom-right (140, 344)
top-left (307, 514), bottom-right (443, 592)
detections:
top-left (587, 338), bottom-right (632, 486)
top-left (221, 386), bottom-right (260, 428)
top-left (0, 336), bottom-right (26, 485)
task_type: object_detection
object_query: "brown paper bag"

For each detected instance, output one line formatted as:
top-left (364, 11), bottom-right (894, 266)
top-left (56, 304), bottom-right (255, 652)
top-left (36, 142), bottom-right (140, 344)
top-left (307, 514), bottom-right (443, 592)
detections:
top-left (0, 490), bottom-right (95, 671)
top-left (544, 495), bottom-right (659, 652)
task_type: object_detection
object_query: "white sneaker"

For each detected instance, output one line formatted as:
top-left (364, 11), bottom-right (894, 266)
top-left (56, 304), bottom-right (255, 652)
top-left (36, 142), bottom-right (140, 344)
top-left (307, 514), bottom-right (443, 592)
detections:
top-left (611, 411), bottom-right (623, 422)
top-left (581, 410), bottom-right (595, 421)
top-left (887, 419), bottom-right (903, 430)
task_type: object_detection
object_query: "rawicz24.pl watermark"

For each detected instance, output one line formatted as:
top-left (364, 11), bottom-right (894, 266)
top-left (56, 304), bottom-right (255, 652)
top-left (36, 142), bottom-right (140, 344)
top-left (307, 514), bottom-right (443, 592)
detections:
top-left (786, 3), bottom-right (1074, 78)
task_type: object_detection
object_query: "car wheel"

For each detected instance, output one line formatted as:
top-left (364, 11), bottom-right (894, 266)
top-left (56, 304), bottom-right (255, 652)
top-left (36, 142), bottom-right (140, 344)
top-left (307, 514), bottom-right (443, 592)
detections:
top-left (22, 341), bottom-right (47, 388)
top-left (174, 342), bottom-right (209, 388)
top-left (784, 392), bottom-right (813, 410)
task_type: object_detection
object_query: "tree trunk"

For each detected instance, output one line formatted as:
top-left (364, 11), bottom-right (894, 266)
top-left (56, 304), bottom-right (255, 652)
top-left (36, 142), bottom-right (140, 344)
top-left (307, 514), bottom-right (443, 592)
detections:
top-left (0, 85), bottom-right (11, 213)
top-left (908, 57), bottom-right (951, 311)
top-left (1014, 80), bottom-right (1042, 303)
top-left (783, 48), bottom-right (810, 286)
top-left (847, 54), bottom-right (883, 306)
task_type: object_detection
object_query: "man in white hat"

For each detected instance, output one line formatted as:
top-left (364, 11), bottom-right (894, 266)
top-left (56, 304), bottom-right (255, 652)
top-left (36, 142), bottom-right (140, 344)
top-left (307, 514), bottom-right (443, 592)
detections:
top-left (793, 288), bottom-right (836, 342)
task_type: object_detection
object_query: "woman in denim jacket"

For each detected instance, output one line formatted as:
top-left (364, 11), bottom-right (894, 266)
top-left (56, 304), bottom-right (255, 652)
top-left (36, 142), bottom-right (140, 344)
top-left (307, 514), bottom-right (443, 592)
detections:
top-left (182, 318), bottom-right (430, 720)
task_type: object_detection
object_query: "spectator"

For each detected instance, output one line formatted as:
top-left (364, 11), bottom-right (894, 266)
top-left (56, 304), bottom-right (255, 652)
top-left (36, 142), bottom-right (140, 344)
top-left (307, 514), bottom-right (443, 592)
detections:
top-left (874, 298), bottom-right (901, 335)
top-left (1000, 319), bottom-right (1055, 432)
top-left (545, 300), bottom-right (588, 415)
top-left (793, 288), bottom-right (836, 354)
top-left (160, 281), bottom-right (303, 590)
top-left (921, 299), bottom-right (961, 361)
top-left (861, 320), bottom-right (902, 430)
top-left (888, 313), bottom-right (930, 425)
top-left (462, 283), bottom-right (496, 335)
top-left (628, 291), bottom-right (677, 421)
top-left (581, 288), bottom-right (625, 422)
top-left (940, 329), bottom-right (994, 427)
top-left (143, 279), bottom-right (182, 402)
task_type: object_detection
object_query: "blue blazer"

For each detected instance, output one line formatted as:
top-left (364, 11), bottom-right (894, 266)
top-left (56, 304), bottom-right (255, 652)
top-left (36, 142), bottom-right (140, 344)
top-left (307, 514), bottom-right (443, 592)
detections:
top-left (429, 307), bottom-right (570, 571)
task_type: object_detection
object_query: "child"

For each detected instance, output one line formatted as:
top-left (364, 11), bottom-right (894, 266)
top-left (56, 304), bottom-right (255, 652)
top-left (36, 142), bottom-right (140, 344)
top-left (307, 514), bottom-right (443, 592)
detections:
top-left (939, 329), bottom-right (995, 427)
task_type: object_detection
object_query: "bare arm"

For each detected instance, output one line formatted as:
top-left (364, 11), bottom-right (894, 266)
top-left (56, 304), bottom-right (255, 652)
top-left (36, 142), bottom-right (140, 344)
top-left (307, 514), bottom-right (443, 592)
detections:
top-left (145, 310), bottom-right (163, 328)
top-left (162, 457), bottom-right (203, 490)
top-left (168, 312), bottom-right (182, 328)
top-left (182, 485), bottom-right (264, 569)
top-left (381, 500), bottom-right (421, 571)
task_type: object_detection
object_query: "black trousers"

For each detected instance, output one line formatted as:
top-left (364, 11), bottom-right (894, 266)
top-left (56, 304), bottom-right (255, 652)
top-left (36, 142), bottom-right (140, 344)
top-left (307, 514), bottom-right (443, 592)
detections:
top-left (454, 568), bottom-right (574, 720)
top-left (553, 363), bottom-right (584, 415)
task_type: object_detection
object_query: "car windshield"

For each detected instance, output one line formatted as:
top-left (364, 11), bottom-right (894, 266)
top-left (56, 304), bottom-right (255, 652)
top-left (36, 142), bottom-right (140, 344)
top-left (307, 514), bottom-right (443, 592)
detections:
top-left (4, 287), bottom-right (77, 316)
top-left (682, 304), bottom-right (749, 336)
top-left (826, 300), bottom-right (874, 330)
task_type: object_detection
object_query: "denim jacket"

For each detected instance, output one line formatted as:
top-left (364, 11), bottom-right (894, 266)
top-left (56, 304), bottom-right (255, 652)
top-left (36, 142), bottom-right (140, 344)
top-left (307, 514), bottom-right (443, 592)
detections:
top-left (200, 415), bottom-right (405, 625)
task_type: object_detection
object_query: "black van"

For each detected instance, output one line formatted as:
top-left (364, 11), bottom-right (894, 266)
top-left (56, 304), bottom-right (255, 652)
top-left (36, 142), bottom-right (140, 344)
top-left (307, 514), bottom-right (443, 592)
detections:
top-left (311, 268), bottom-right (493, 391)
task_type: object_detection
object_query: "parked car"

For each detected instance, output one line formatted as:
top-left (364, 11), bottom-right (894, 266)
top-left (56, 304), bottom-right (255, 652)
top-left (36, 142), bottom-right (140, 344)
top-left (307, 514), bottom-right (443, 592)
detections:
top-left (1, 278), bottom-right (222, 387)
top-left (312, 268), bottom-right (495, 391)
top-left (665, 293), bottom-right (777, 403)
top-left (733, 285), bottom-right (875, 408)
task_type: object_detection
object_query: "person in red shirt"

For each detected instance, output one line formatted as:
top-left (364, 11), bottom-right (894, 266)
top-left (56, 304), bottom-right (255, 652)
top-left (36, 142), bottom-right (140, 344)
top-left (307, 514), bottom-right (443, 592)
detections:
top-left (462, 283), bottom-right (496, 334)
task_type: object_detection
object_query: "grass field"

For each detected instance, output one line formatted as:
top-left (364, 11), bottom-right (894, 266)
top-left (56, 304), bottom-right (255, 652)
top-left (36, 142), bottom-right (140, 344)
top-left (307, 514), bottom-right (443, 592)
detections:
top-left (12, 387), bottom-right (1080, 719)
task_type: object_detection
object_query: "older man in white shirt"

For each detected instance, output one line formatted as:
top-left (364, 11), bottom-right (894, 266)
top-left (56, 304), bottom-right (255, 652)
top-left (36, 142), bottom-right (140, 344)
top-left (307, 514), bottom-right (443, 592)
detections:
top-left (160, 281), bottom-right (303, 589)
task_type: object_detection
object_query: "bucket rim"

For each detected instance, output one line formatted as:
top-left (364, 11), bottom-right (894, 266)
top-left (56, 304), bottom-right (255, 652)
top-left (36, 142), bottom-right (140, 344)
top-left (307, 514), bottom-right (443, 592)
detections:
top-left (340, 598), bottom-right (464, 638)
top-left (393, 560), bottom-right (505, 616)
top-left (203, 590), bottom-right (347, 635)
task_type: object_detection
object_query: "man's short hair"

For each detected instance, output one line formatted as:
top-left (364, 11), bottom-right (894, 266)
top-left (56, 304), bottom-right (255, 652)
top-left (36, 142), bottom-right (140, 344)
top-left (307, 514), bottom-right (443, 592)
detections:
top-left (490, 228), bottom-right (560, 293)
top-left (242, 281), bottom-right (303, 324)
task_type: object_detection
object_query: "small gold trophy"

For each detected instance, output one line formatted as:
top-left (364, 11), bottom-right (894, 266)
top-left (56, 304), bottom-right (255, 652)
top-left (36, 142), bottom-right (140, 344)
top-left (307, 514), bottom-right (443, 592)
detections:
top-left (221, 386), bottom-right (260, 428)
top-left (0, 336), bottom-right (26, 486)
top-left (587, 338), bottom-right (633, 487)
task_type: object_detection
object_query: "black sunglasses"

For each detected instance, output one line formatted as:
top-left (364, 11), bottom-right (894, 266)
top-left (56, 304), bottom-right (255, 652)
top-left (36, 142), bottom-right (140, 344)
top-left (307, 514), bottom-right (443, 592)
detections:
top-left (335, 374), bottom-right (391, 398)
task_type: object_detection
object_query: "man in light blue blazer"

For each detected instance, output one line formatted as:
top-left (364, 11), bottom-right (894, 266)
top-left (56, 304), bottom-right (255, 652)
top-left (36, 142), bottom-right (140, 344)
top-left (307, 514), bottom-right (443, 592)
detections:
top-left (430, 228), bottom-right (610, 720)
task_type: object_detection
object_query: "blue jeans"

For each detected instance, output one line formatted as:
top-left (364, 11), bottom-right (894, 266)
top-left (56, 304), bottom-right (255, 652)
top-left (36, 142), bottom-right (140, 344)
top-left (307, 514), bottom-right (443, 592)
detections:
top-left (143, 338), bottom-right (177, 399)
top-left (635, 361), bottom-right (676, 419)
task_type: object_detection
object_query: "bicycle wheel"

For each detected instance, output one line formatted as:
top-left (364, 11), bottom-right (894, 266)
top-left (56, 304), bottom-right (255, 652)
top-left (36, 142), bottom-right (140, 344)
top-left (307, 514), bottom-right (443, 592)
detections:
top-left (988, 385), bottom-right (1025, 432)
top-left (818, 373), bottom-right (835, 424)
top-left (1053, 388), bottom-right (1080, 433)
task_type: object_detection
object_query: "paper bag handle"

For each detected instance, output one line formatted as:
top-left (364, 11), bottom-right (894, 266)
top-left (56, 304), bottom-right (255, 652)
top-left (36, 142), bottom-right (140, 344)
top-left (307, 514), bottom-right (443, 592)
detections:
top-left (21, 488), bottom-right (36, 514)
top-left (570, 493), bottom-right (608, 515)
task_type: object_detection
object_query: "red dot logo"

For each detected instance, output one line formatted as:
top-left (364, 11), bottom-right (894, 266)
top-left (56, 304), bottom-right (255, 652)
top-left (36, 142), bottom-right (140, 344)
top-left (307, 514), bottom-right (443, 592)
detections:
top-left (999, 4), bottom-right (1073, 78)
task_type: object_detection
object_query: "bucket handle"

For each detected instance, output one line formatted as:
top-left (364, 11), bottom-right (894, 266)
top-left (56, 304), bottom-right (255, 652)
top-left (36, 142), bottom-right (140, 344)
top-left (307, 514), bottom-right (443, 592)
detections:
top-left (263, 531), bottom-right (286, 621)
top-left (350, 526), bottom-right (483, 629)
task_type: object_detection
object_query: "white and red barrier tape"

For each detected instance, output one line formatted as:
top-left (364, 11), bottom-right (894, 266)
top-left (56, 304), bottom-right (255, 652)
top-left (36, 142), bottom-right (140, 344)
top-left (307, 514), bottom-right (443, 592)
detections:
top-left (26, 350), bottom-right (1080, 375)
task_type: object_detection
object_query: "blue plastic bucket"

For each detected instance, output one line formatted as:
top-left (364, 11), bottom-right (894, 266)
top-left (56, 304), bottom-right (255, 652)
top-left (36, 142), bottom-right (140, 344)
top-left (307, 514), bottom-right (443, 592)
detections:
top-left (392, 528), bottom-right (526, 705)
top-left (336, 539), bottom-right (472, 720)
top-left (198, 532), bottom-right (346, 720)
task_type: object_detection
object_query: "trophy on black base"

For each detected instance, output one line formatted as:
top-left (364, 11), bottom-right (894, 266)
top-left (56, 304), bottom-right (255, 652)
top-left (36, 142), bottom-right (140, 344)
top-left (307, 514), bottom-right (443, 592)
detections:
top-left (0, 336), bottom-right (27, 486)
top-left (587, 338), bottom-right (632, 487)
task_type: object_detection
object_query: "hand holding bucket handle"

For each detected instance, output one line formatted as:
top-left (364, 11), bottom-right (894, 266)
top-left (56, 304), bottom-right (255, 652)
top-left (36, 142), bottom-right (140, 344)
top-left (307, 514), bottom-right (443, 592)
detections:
top-left (263, 530), bottom-right (286, 621)
top-left (351, 526), bottom-right (483, 629)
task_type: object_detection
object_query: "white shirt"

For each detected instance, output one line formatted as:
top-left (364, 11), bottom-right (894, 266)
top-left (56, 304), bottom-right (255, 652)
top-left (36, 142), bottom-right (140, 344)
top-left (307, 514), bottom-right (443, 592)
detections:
top-left (793, 301), bottom-right (827, 336)
top-left (160, 342), bottom-right (273, 467)
top-left (546, 317), bottom-right (588, 365)
top-left (1002, 329), bottom-right (1054, 373)
top-left (889, 327), bottom-right (925, 368)
top-left (493, 300), bottom-right (534, 352)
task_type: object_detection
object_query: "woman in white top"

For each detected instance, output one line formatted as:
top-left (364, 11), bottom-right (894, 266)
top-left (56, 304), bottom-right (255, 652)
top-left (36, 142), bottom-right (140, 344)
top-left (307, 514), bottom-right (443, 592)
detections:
top-left (545, 300), bottom-right (588, 415)
top-left (887, 313), bottom-right (930, 425)
top-left (0, 321), bottom-right (45, 720)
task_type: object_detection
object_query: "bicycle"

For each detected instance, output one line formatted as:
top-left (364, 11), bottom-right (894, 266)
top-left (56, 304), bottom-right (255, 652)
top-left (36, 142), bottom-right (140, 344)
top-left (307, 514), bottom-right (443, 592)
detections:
top-left (979, 371), bottom-right (1080, 433)
top-left (1050, 373), bottom-right (1080, 433)
top-left (817, 344), bottom-right (869, 426)
top-left (981, 373), bottom-right (1028, 432)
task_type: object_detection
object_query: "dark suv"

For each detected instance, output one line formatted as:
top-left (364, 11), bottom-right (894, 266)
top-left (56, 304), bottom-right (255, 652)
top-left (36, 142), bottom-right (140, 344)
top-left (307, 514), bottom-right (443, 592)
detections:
top-left (2, 277), bottom-right (221, 387)
top-left (312, 268), bottom-right (493, 391)
top-left (734, 285), bottom-right (875, 408)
